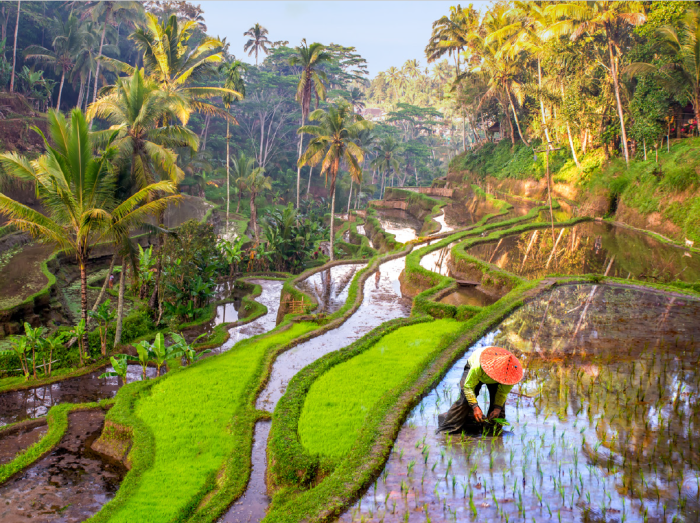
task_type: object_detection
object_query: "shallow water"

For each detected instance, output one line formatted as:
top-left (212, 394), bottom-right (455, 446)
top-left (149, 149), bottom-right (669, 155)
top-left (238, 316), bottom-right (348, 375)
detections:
top-left (220, 420), bottom-right (271, 523)
top-left (376, 209), bottom-right (422, 243)
top-left (342, 284), bottom-right (700, 523)
top-left (420, 242), bottom-right (457, 277)
top-left (467, 221), bottom-right (700, 283)
top-left (0, 421), bottom-right (47, 465)
top-left (0, 409), bottom-right (126, 522)
top-left (0, 365), bottom-right (157, 426)
top-left (214, 279), bottom-right (284, 353)
top-left (296, 263), bottom-right (364, 314)
top-left (438, 287), bottom-right (498, 307)
top-left (0, 242), bottom-right (53, 311)
top-left (434, 211), bottom-right (454, 234)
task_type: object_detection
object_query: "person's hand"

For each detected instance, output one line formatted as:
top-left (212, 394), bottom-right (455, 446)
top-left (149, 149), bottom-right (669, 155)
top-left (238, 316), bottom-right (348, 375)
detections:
top-left (488, 407), bottom-right (502, 421)
top-left (473, 406), bottom-right (484, 422)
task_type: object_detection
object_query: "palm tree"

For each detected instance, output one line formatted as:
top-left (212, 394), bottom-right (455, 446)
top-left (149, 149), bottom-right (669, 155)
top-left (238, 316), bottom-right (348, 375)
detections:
top-left (627, 7), bottom-right (700, 131)
top-left (87, 69), bottom-right (198, 190)
top-left (548, 1), bottom-right (646, 165)
top-left (425, 4), bottom-right (480, 75)
top-left (371, 136), bottom-right (401, 199)
top-left (246, 167), bottom-right (272, 242)
top-left (104, 13), bottom-right (239, 124)
top-left (231, 151), bottom-right (254, 213)
top-left (298, 103), bottom-right (372, 261)
top-left (348, 87), bottom-right (365, 112)
top-left (79, 1), bottom-right (144, 107)
top-left (9, 0), bottom-right (19, 93)
top-left (243, 23), bottom-right (271, 66)
top-left (289, 39), bottom-right (332, 209)
top-left (219, 59), bottom-right (245, 227)
top-left (24, 14), bottom-right (87, 110)
top-left (386, 66), bottom-right (404, 99)
top-left (0, 109), bottom-right (179, 349)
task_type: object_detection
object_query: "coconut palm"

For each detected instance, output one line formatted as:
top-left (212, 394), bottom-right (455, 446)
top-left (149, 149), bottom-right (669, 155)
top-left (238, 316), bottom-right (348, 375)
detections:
top-left (425, 4), bottom-right (480, 74)
top-left (246, 167), bottom-right (272, 242)
top-left (79, 1), bottom-right (144, 107)
top-left (348, 87), bottom-right (365, 112)
top-left (289, 39), bottom-right (332, 209)
top-left (219, 59), bottom-right (245, 226)
top-left (627, 7), bottom-right (700, 131)
top-left (24, 14), bottom-right (88, 110)
top-left (103, 13), bottom-right (239, 124)
top-left (243, 23), bottom-right (271, 66)
top-left (386, 66), bottom-right (404, 99)
top-left (87, 68), bottom-right (197, 190)
top-left (371, 136), bottom-right (402, 199)
top-left (298, 103), bottom-right (372, 261)
top-left (547, 1), bottom-right (646, 165)
top-left (231, 151), bottom-right (254, 213)
top-left (0, 109), bottom-right (179, 349)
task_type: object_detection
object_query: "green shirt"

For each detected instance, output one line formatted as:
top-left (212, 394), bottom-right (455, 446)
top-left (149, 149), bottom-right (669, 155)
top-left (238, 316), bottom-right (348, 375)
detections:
top-left (462, 346), bottom-right (513, 408)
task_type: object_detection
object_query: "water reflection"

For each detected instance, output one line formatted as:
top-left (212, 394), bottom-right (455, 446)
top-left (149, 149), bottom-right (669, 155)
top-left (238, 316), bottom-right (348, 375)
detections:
top-left (376, 209), bottom-right (422, 243)
top-left (343, 284), bottom-right (700, 522)
top-left (296, 263), bottom-right (364, 314)
top-left (467, 221), bottom-right (700, 283)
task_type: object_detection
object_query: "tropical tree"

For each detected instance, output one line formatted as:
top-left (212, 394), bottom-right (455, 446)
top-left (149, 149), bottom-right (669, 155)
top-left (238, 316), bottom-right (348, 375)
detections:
top-left (219, 59), bottom-right (245, 226)
top-left (88, 298), bottom-right (116, 356)
top-left (425, 4), bottom-right (480, 74)
top-left (628, 7), bottom-right (700, 131)
top-left (298, 103), bottom-right (371, 261)
top-left (9, 0), bottom-right (19, 93)
top-left (548, 1), bottom-right (647, 165)
top-left (79, 1), bottom-right (144, 107)
top-left (0, 109), bottom-right (180, 349)
top-left (289, 39), bottom-right (332, 208)
top-left (246, 167), bottom-right (272, 242)
top-left (24, 14), bottom-right (87, 110)
top-left (231, 151), bottom-right (255, 213)
top-left (371, 136), bottom-right (402, 198)
top-left (243, 23), bottom-right (271, 66)
top-left (99, 354), bottom-right (129, 384)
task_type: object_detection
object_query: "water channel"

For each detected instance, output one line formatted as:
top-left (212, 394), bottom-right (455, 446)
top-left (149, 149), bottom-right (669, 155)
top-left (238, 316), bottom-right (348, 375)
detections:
top-left (342, 283), bottom-right (700, 523)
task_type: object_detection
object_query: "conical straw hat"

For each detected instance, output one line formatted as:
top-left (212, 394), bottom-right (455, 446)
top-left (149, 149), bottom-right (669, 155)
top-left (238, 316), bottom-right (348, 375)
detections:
top-left (479, 346), bottom-right (523, 386)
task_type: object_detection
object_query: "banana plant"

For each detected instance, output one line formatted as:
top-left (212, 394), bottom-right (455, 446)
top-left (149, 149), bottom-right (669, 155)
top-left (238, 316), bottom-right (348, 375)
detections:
top-left (149, 332), bottom-right (179, 376)
top-left (23, 323), bottom-right (44, 379)
top-left (218, 238), bottom-right (244, 278)
top-left (0, 336), bottom-right (30, 381)
top-left (88, 299), bottom-right (116, 356)
top-left (70, 319), bottom-right (87, 367)
top-left (130, 341), bottom-right (152, 381)
top-left (169, 332), bottom-right (210, 366)
top-left (99, 354), bottom-right (129, 385)
top-left (40, 333), bottom-right (65, 377)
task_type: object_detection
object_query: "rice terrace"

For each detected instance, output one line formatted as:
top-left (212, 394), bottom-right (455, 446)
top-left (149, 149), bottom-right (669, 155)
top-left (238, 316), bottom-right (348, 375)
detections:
top-left (1, 1), bottom-right (700, 522)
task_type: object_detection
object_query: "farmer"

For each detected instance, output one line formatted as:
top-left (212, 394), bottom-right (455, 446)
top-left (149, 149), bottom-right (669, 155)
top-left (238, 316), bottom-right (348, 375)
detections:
top-left (437, 346), bottom-right (524, 433)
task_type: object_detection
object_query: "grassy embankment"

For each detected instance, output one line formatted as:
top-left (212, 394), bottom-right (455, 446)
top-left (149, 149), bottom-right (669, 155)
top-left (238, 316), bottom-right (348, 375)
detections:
top-left (451, 138), bottom-right (700, 242)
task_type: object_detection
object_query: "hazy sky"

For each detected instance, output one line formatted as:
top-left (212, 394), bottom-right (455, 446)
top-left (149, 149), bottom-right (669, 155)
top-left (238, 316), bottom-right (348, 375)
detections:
top-left (199, 1), bottom-right (488, 77)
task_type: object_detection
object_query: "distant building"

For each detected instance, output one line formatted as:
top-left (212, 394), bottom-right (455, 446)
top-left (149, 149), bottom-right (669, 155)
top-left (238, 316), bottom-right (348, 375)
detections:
top-left (360, 107), bottom-right (386, 121)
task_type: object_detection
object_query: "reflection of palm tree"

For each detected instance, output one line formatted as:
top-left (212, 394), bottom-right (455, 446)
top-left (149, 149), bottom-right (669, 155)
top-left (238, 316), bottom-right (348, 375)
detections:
top-left (243, 23), bottom-right (271, 66)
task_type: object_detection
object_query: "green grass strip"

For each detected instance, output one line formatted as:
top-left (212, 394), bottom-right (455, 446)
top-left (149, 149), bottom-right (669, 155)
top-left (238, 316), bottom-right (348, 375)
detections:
top-left (298, 319), bottom-right (464, 459)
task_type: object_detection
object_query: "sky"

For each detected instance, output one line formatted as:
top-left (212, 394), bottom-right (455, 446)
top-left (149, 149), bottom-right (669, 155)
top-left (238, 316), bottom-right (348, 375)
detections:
top-left (199, 1), bottom-right (488, 78)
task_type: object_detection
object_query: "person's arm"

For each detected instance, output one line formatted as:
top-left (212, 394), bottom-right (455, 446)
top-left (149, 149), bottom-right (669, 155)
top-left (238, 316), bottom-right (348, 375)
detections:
top-left (462, 366), bottom-right (486, 421)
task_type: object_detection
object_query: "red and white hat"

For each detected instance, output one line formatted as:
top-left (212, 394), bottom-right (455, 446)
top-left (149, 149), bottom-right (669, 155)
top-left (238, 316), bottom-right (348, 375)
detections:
top-left (480, 346), bottom-right (524, 385)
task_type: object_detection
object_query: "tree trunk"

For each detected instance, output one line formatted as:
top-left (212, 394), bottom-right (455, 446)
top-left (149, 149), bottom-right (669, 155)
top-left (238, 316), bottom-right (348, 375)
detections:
top-left (79, 258), bottom-right (89, 357)
top-left (295, 114), bottom-right (305, 209)
top-left (329, 176), bottom-right (337, 262)
top-left (250, 192), bottom-right (258, 241)
top-left (236, 192), bottom-right (241, 213)
top-left (306, 166), bottom-right (313, 196)
top-left (200, 114), bottom-right (211, 150)
top-left (76, 78), bottom-right (85, 109)
top-left (347, 179), bottom-right (353, 215)
top-left (92, 20), bottom-right (107, 107)
top-left (9, 0), bottom-right (19, 93)
top-left (607, 37), bottom-right (629, 165)
top-left (506, 88), bottom-right (529, 146)
top-left (114, 259), bottom-right (127, 347)
top-left (84, 69), bottom-right (92, 112)
top-left (226, 119), bottom-right (230, 229)
top-left (566, 121), bottom-right (581, 169)
top-left (57, 71), bottom-right (65, 111)
top-left (88, 253), bottom-right (116, 326)
top-left (538, 58), bottom-right (551, 144)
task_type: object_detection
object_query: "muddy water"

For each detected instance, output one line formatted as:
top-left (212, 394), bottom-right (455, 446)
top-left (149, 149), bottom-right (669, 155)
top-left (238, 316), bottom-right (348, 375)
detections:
top-left (0, 365), bottom-right (157, 426)
top-left (0, 409), bottom-right (126, 522)
top-left (467, 221), bottom-right (700, 283)
top-left (433, 211), bottom-right (454, 234)
top-left (0, 421), bottom-right (47, 465)
top-left (220, 420), bottom-right (271, 523)
top-left (420, 242), bottom-right (457, 277)
top-left (438, 287), bottom-right (498, 307)
top-left (215, 279), bottom-right (284, 353)
top-left (376, 209), bottom-right (422, 243)
top-left (342, 284), bottom-right (700, 523)
top-left (296, 263), bottom-right (364, 314)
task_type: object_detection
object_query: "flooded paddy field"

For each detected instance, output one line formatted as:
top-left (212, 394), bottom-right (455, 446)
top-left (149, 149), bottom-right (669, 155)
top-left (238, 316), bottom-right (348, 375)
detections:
top-left (376, 209), bottom-right (423, 243)
top-left (343, 284), bottom-right (700, 522)
top-left (0, 409), bottom-right (126, 522)
top-left (0, 420), bottom-right (47, 465)
top-left (438, 286), bottom-right (498, 307)
top-left (296, 263), bottom-right (365, 314)
top-left (466, 221), bottom-right (700, 283)
top-left (0, 242), bottom-right (53, 313)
